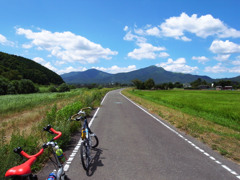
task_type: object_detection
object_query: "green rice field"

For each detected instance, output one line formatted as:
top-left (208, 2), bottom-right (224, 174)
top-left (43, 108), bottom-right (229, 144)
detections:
top-left (129, 89), bottom-right (240, 132)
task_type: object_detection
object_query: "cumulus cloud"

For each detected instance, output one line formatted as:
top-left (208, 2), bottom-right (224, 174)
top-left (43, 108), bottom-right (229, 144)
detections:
top-left (0, 34), bottom-right (14, 46)
top-left (213, 54), bottom-right (231, 61)
top-left (16, 28), bottom-right (118, 64)
top-left (123, 30), bottom-right (146, 43)
top-left (204, 63), bottom-right (228, 73)
top-left (33, 57), bottom-right (87, 74)
top-left (232, 56), bottom-right (240, 65)
top-left (156, 58), bottom-right (198, 73)
top-left (192, 56), bottom-right (209, 64)
top-left (33, 57), bottom-right (58, 72)
top-left (205, 63), bottom-right (240, 73)
top-left (209, 40), bottom-right (240, 54)
top-left (58, 66), bottom-right (87, 75)
top-left (124, 27), bottom-right (167, 60)
top-left (133, 13), bottom-right (240, 41)
top-left (128, 42), bottom-right (166, 60)
top-left (159, 52), bottom-right (170, 58)
top-left (93, 65), bottom-right (136, 74)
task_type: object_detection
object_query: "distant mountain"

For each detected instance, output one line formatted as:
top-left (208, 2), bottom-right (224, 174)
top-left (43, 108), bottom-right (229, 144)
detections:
top-left (61, 65), bottom-right (214, 84)
top-left (0, 52), bottom-right (64, 85)
top-left (220, 76), bottom-right (240, 83)
top-left (61, 69), bottom-right (112, 84)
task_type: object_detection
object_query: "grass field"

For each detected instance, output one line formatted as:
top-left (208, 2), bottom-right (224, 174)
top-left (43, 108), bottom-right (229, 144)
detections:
top-left (123, 89), bottom-right (240, 163)
top-left (0, 88), bottom-right (112, 179)
top-left (129, 89), bottom-right (240, 131)
top-left (0, 89), bottom-right (83, 117)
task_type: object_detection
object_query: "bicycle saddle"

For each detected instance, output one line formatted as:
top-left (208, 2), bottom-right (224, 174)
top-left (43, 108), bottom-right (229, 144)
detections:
top-left (5, 157), bottom-right (36, 177)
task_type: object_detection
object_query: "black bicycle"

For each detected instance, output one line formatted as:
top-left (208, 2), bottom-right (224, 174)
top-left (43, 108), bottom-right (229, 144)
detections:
top-left (70, 107), bottom-right (99, 171)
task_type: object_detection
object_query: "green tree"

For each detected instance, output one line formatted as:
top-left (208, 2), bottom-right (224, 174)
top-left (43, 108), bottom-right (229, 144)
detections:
top-left (48, 85), bottom-right (58, 92)
top-left (190, 78), bottom-right (207, 88)
top-left (132, 79), bottom-right (145, 89)
top-left (0, 76), bottom-right (9, 95)
top-left (144, 78), bottom-right (155, 90)
top-left (7, 80), bottom-right (20, 94)
top-left (18, 79), bottom-right (38, 94)
top-left (58, 83), bottom-right (70, 92)
top-left (174, 82), bottom-right (183, 88)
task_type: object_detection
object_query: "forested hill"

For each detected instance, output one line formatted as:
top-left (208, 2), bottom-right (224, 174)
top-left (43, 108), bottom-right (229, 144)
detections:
top-left (0, 52), bottom-right (64, 85)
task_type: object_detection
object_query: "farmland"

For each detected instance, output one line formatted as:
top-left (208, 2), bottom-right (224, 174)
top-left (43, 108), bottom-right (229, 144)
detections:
top-left (123, 89), bottom-right (240, 163)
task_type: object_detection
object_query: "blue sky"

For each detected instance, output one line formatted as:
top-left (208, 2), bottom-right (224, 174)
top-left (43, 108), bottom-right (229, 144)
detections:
top-left (1, 0), bottom-right (240, 79)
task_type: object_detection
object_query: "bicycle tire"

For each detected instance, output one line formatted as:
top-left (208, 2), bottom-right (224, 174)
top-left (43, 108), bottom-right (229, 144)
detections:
top-left (91, 134), bottom-right (99, 148)
top-left (80, 141), bottom-right (90, 171)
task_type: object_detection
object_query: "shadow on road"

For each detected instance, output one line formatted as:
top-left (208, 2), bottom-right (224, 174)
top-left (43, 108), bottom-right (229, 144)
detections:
top-left (87, 148), bottom-right (104, 176)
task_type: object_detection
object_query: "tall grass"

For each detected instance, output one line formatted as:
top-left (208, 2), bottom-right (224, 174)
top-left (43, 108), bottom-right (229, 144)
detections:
top-left (0, 88), bottom-right (111, 179)
top-left (0, 89), bottom-right (85, 117)
top-left (130, 90), bottom-right (240, 131)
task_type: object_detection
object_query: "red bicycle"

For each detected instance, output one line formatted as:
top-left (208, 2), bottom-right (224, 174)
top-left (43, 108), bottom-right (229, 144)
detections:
top-left (5, 125), bottom-right (69, 180)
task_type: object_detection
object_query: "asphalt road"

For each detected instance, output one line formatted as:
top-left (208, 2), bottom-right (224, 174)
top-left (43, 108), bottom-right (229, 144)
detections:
top-left (39, 89), bottom-right (240, 180)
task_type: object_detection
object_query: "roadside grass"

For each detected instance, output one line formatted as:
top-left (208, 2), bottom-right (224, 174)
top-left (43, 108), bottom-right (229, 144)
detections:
top-left (0, 89), bottom-right (84, 118)
top-left (0, 88), bottom-right (112, 179)
top-left (122, 88), bottom-right (240, 164)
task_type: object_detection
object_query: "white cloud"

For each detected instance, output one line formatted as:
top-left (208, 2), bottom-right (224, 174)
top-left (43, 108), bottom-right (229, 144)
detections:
top-left (16, 28), bottom-right (118, 64)
top-left (123, 30), bottom-right (146, 43)
top-left (232, 56), bottom-right (240, 65)
top-left (145, 27), bottom-right (161, 37)
top-left (204, 63), bottom-right (228, 73)
top-left (93, 65), bottom-right (136, 74)
top-left (156, 58), bottom-right (198, 73)
top-left (33, 57), bottom-right (46, 64)
top-left (133, 13), bottom-right (240, 41)
top-left (229, 66), bottom-right (240, 73)
top-left (181, 36), bottom-right (192, 42)
top-left (124, 26), bottom-right (129, 31)
top-left (159, 52), bottom-right (170, 58)
top-left (192, 56), bottom-right (209, 64)
top-left (205, 63), bottom-right (240, 73)
top-left (0, 34), bottom-right (14, 46)
top-left (33, 57), bottom-right (58, 72)
top-left (58, 66), bottom-right (87, 75)
top-left (232, 60), bottom-right (240, 65)
top-left (209, 40), bottom-right (240, 54)
top-left (213, 54), bottom-right (231, 61)
top-left (128, 42), bottom-right (166, 60)
top-left (33, 57), bottom-right (57, 72)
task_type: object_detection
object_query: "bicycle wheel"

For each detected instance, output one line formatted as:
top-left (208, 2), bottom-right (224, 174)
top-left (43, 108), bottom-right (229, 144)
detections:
top-left (90, 134), bottom-right (99, 148)
top-left (80, 141), bottom-right (90, 171)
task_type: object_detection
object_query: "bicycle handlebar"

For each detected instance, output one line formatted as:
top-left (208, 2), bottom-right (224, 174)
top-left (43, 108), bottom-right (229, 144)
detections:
top-left (43, 124), bottom-right (62, 141)
top-left (69, 107), bottom-right (92, 121)
top-left (78, 107), bottom-right (92, 114)
top-left (13, 125), bottom-right (61, 159)
top-left (5, 125), bottom-right (62, 178)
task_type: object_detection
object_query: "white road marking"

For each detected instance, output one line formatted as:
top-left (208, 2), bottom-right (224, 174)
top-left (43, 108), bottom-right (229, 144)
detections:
top-left (121, 91), bottom-right (240, 179)
top-left (63, 91), bottom-right (109, 172)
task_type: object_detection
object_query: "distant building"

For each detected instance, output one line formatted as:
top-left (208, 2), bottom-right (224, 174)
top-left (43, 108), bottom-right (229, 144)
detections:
top-left (223, 86), bottom-right (233, 90)
top-left (183, 83), bottom-right (191, 88)
top-left (216, 86), bottom-right (222, 90)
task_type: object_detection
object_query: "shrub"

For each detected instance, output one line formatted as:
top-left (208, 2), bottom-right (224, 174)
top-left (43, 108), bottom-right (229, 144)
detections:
top-left (58, 83), bottom-right (70, 92)
top-left (48, 86), bottom-right (58, 92)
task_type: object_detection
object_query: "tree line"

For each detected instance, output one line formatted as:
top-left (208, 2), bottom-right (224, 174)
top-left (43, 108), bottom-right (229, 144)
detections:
top-left (132, 78), bottom-right (183, 90)
top-left (0, 76), bottom-right (73, 95)
top-left (132, 78), bottom-right (240, 90)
